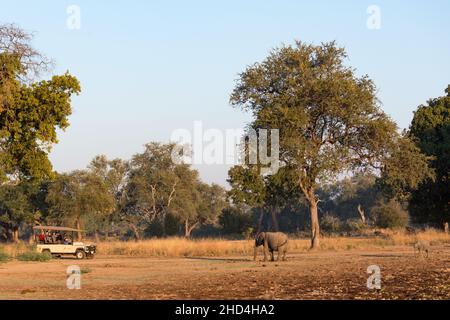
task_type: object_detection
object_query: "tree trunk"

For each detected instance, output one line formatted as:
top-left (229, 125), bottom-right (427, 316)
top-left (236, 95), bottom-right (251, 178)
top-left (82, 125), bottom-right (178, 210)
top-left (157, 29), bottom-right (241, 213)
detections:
top-left (28, 225), bottom-right (35, 244)
top-left (161, 211), bottom-right (167, 238)
top-left (270, 207), bottom-right (279, 232)
top-left (94, 230), bottom-right (100, 243)
top-left (256, 208), bottom-right (265, 234)
top-left (130, 224), bottom-right (141, 241)
top-left (76, 219), bottom-right (82, 241)
top-left (184, 219), bottom-right (198, 238)
top-left (12, 226), bottom-right (19, 243)
top-left (309, 199), bottom-right (320, 250)
top-left (184, 220), bottom-right (190, 238)
top-left (357, 204), bottom-right (366, 224)
top-left (444, 222), bottom-right (449, 234)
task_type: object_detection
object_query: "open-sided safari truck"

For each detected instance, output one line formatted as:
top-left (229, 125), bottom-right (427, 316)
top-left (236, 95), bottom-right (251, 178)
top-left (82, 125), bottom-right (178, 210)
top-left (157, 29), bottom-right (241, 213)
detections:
top-left (33, 226), bottom-right (96, 259)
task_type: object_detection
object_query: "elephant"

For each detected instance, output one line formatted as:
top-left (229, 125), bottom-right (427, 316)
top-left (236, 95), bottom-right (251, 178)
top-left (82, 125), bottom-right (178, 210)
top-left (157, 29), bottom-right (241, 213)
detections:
top-left (253, 232), bottom-right (288, 262)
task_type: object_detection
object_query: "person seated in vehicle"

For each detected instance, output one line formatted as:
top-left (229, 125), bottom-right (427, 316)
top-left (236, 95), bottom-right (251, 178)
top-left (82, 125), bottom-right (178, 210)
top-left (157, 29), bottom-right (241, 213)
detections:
top-left (55, 232), bottom-right (63, 244)
top-left (38, 232), bottom-right (45, 244)
top-left (63, 235), bottom-right (72, 245)
top-left (45, 231), bottom-right (53, 244)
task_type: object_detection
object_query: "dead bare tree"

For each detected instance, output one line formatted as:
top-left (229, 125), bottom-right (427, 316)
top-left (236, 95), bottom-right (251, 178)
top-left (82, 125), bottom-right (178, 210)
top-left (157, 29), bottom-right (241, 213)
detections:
top-left (357, 204), bottom-right (366, 225)
top-left (0, 23), bottom-right (53, 81)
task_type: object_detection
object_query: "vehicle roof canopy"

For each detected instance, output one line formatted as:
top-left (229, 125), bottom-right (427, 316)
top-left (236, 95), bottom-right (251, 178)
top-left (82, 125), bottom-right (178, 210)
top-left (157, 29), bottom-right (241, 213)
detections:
top-left (33, 226), bottom-right (85, 232)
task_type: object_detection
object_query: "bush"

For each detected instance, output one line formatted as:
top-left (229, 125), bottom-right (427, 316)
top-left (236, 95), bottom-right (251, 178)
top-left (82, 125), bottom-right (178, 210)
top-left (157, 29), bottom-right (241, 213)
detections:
top-left (17, 251), bottom-right (52, 262)
top-left (370, 200), bottom-right (409, 229)
top-left (321, 215), bottom-right (342, 234)
top-left (219, 206), bottom-right (253, 235)
top-left (345, 218), bottom-right (367, 232)
top-left (0, 250), bottom-right (10, 262)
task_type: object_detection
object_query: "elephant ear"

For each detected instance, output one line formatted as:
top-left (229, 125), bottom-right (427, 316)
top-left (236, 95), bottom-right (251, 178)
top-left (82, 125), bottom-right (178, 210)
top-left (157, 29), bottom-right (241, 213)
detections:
top-left (257, 232), bottom-right (265, 244)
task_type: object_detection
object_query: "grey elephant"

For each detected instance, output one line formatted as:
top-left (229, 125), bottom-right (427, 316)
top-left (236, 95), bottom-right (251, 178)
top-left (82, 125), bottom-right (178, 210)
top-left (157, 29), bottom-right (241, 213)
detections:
top-left (253, 232), bottom-right (288, 262)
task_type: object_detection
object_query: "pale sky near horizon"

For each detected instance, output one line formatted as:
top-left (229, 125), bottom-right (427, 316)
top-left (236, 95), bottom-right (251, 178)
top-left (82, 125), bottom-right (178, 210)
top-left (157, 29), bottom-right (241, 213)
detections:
top-left (1, 1), bottom-right (449, 186)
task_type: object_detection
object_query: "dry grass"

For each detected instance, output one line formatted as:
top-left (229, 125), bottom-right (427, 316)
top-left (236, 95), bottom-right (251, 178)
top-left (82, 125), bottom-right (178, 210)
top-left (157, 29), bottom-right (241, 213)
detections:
top-left (97, 229), bottom-right (450, 257)
top-left (1, 229), bottom-right (448, 258)
top-left (0, 243), bottom-right (34, 259)
top-left (98, 238), bottom-right (254, 257)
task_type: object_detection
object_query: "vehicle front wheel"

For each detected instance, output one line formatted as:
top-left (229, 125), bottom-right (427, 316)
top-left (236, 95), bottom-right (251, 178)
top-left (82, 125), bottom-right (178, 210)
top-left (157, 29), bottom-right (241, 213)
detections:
top-left (75, 250), bottom-right (86, 260)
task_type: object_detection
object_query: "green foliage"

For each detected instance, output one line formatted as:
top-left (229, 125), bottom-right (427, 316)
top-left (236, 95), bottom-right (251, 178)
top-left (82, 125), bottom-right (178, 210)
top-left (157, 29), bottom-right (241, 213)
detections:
top-left (0, 24), bottom-right (80, 241)
top-left (0, 181), bottom-right (45, 241)
top-left (345, 218), bottom-right (368, 233)
top-left (46, 171), bottom-right (115, 234)
top-left (0, 56), bottom-right (80, 181)
top-left (230, 41), bottom-right (401, 247)
top-left (370, 200), bottom-right (409, 229)
top-left (227, 165), bottom-right (265, 207)
top-left (319, 173), bottom-right (381, 221)
top-left (17, 250), bottom-right (51, 262)
top-left (87, 155), bottom-right (129, 234)
top-left (320, 215), bottom-right (342, 234)
top-left (0, 249), bottom-right (10, 262)
top-left (123, 143), bottom-right (226, 238)
top-left (409, 85), bottom-right (450, 225)
top-left (230, 41), bottom-right (398, 192)
top-left (377, 134), bottom-right (434, 203)
top-left (219, 206), bottom-right (253, 235)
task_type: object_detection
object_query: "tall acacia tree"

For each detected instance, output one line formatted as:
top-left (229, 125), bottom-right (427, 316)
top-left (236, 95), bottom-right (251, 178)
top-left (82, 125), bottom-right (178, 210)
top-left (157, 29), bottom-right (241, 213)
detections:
top-left (231, 41), bottom-right (414, 249)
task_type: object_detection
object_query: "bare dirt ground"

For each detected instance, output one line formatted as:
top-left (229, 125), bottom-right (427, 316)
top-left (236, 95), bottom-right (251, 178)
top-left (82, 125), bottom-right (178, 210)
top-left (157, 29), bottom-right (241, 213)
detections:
top-left (0, 245), bottom-right (449, 300)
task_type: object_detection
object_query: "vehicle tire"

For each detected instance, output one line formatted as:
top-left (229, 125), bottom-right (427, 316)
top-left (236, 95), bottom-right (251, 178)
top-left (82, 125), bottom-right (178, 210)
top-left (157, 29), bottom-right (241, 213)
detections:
top-left (75, 250), bottom-right (86, 260)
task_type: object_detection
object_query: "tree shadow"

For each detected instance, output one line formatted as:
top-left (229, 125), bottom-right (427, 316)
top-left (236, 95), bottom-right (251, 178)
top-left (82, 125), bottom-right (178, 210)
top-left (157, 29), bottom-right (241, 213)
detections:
top-left (360, 254), bottom-right (406, 258)
top-left (185, 257), bottom-right (252, 263)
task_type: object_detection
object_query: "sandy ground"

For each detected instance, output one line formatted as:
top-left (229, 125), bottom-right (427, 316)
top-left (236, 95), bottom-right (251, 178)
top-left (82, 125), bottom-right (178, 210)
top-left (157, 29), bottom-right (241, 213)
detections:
top-left (0, 245), bottom-right (449, 300)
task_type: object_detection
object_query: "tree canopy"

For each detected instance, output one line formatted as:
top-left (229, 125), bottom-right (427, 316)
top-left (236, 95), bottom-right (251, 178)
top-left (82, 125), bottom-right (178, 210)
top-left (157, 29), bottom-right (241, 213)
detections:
top-left (0, 24), bottom-right (80, 181)
top-left (408, 85), bottom-right (450, 225)
top-left (230, 41), bottom-right (431, 248)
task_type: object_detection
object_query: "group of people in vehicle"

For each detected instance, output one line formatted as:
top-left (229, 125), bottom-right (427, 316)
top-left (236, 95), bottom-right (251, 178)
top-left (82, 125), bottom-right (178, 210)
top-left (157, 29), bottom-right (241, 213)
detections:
top-left (37, 231), bottom-right (73, 245)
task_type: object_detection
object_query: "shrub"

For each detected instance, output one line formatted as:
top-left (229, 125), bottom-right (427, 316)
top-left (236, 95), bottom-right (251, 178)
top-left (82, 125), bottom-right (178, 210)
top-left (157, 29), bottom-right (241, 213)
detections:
top-left (321, 215), bottom-right (342, 234)
top-left (345, 218), bottom-right (367, 232)
top-left (370, 199), bottom-right (409, 229)
top-left (243, 227), bottom-right (254, 239)
top-left (0, 250), bottom-right (10, 262)
top-left (219, 206), bottom-right (253, 235)
top-left (17, 251), bottom-right (52, 262)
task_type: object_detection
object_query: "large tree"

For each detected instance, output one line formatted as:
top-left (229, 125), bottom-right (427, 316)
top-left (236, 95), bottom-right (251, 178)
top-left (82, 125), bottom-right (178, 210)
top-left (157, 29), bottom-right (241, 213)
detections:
top-left (123, 143), bottom-right (188, 239)
top-left (408, 86), bottom-right (450, 226)
top-left (46, 171), bottom-right (114, 240)
top-left (0, 24), bottom-right (80, 182)
top-left (0, 24), bottom-right (79, 242)
top-left (230, 41), bottom-right (428, 249)
top-left (228, 164), bottom-right (301, 233)
top-left (88, 155), bottom-right (129, 239)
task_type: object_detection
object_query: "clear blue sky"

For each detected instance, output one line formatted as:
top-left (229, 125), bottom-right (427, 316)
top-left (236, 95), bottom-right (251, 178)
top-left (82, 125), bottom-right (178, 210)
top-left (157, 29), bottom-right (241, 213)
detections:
top-left (1, 0), bottom-right (449, 186)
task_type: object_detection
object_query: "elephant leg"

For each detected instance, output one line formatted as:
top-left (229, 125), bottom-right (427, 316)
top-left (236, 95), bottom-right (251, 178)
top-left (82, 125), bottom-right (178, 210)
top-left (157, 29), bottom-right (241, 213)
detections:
top-left (270, 250), bottom-right (274, 261)
top-left (277, 250), bottom-right (281, 261)
top-left (263, 246), bottom-right (268, 262)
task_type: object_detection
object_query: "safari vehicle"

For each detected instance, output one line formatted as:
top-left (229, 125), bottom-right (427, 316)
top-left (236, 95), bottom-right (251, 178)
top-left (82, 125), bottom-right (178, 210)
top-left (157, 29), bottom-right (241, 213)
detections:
top-left (33, 226), bottom-right (97, 260)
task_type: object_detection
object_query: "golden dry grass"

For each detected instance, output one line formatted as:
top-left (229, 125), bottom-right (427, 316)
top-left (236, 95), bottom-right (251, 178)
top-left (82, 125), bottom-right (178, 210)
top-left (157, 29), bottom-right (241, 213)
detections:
top-left (97, 229), bottom-right (450, 257)
top-left (0, 242), bottom-right (34, 259)
top-left (1, 229), bottom-right (448, 258)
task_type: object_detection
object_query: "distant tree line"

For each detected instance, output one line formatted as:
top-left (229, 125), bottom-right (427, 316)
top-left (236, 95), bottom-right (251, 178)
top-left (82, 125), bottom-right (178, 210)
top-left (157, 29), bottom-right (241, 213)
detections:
top-left (0, 25), bottom-right (448, 244)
